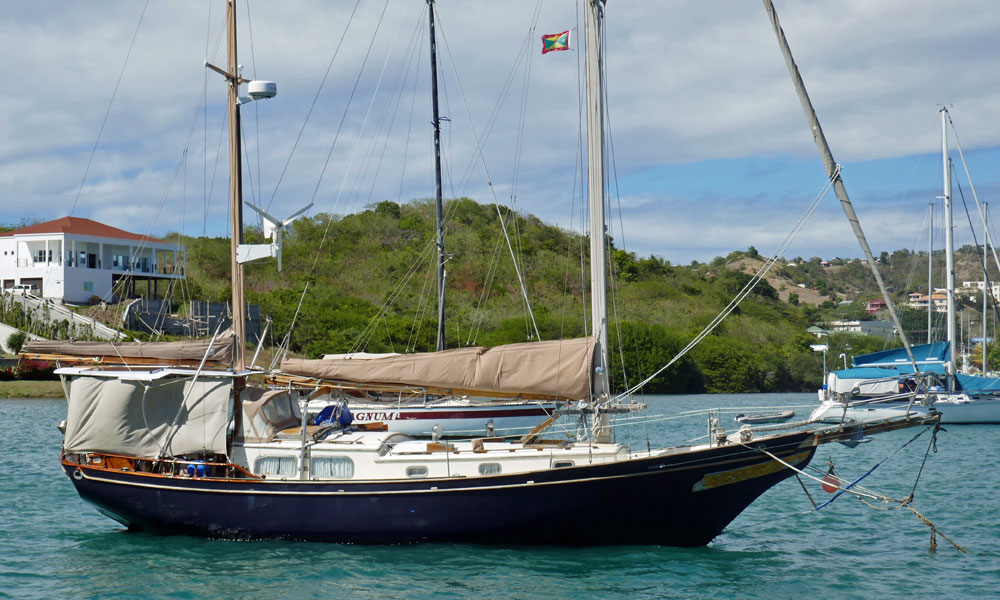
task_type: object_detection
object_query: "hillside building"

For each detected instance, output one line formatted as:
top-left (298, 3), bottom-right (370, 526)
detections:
top-left (0, 217), bottom-right (184, 304)
top-left (907, 290), bottom-right (949, 313)
top-left (960, 280), bottom-right (1000, 301)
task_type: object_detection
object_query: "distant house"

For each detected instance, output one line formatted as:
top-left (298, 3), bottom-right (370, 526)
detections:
top-left (866, 299), bottom-right (887, 315)
top-left (820, 260), bottom-right (830, 268)
top-left (0, 217), bottom-right (185, 303)
top-left (961, 280), bottom-right (1000, 301)
top-left (806, 325), bottom-right (828, 338)
top-left (907, 290), bottom-right (948, 313)
top-left (826, 319), bottom-right (896, 341)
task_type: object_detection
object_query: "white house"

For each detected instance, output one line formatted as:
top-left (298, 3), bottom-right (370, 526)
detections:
top-left (0, 217), bottom-right (185, 304)
top-left (960, 280), bottom-right (1000, 301)
top-left (825, 319), bottom-right (896, 341)
top-left (907, 289), bottom-right (949, 313)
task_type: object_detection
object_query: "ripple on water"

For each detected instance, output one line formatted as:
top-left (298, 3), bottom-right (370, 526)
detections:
top-left (1, 395), bottom-right (998, 599)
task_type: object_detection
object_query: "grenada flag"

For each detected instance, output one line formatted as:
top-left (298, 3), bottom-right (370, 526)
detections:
top-left (541, 30), bottom-right (570, 54)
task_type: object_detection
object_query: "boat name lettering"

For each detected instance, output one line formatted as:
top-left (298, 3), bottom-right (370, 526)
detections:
top-left (352, 411), bottom-right (399, 421)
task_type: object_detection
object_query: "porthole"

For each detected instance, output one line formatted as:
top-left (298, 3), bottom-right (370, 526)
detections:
top-left (478, 463), bottom-right (501, 475)
top-left (311, 456), bottom-right (354, 479)
top-left (406, 465), bottom-right (428, 478)
top-left (254, 456), bottom-right (297, 476)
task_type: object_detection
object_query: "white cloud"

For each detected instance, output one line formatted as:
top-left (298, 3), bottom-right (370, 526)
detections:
top-left (1, 0), bottom-right (998, 267)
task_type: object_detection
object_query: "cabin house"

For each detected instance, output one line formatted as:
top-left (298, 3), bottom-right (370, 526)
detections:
top-left (865, 299), bottom-right (887, 315)
top-left (960, 281), bottom-right (1000, 301)
top-left (825, 319), bottom-right (896, 341)
top-left (0, 217), bottom-right (184, 304)
top-left (907, 290), bottom-right (949, 313)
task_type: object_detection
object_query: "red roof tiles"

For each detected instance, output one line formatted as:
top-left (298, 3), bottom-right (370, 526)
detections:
top-left (0, 217), bottom-right (165, 243)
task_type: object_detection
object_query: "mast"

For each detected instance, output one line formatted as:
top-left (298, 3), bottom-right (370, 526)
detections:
top-left (428, 0), bottom-right (446, 352)
top-left (584, 0), bottom-right (610, 410)
top-left (927, 202), bottom-right (933, 344)
top-left (942, 107), bottom-right (956, 382)
top-left (984, 203), bottom-right (989, 374)
top-left (227, 0), bottom-right (246, 370)
top-left (763, 0), bottom-right (918, 371)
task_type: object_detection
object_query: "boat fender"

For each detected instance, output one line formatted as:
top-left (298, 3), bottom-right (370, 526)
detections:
top-left (338, 405), bottom-right (354, 427)
top-left (72, 468), bottom-right (83, 481)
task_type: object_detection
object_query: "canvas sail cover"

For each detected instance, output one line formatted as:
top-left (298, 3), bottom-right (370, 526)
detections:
top-left (25, 331), bottom-right (235, 364)
top-left (281, 337), bottom-right (596, 400)
top-left (63, 375), bottom-right (233, 458)
top-left (238, 387), bottom-right (301, 443)
top-left (851, 342), bottom-right (949, 369)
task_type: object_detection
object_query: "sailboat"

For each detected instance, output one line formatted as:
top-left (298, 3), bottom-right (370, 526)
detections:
top-left (810, 108), bottom-right (1000, 424)
top-left (44, 0), bottom-right (935, 546)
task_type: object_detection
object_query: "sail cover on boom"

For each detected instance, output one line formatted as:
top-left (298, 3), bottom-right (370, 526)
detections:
top-left (280, 337), bottom-right (595, 400)
top-left (25, 332), bottom-right (236, 365)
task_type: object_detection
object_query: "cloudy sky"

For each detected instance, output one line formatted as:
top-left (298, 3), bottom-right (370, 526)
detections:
top-left (1, 0), bottom-right (998, 264)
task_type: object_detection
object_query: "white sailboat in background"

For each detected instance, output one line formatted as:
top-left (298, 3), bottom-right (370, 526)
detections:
top-left (810, 108), bottom-right (1000, 424)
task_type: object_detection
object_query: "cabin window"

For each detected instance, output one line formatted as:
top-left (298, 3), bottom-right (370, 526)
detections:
top-left (406, 466), bottom-right (428, 478)
top-left (553, 461), bottom-right (574, 469)
top-left (254, 456), bottom-right (297, 477)
top-left (478, 463), bottom-right (501, 475)
top-left (311, 456), bottom-right (354, 479)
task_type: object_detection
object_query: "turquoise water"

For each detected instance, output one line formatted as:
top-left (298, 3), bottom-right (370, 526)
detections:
top-left (2, 394), bottom-right (997, 599)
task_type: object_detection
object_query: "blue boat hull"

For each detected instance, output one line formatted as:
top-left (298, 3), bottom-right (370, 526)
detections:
top-left (62, 432), bottom-right (816, 546)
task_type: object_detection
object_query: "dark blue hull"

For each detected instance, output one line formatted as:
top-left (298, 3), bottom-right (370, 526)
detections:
top-left (63, 432), bottom-right (816, 546)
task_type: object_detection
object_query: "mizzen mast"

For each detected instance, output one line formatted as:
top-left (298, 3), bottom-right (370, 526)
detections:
top-left (227, 0), bottom-right (246, 370)
top-left (428, 0), bottom-right (446, 352)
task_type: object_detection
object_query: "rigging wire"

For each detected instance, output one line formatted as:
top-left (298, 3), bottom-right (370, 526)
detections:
top-left (70, 0), bottom-right (150, 217)
top-left (304, 0), bottom-right (394, 276)
top-left (610, 168), bottom-right (841, 403)
top-left (203, 0), bottom-right (212, 236)
top-left (244, 0), bottom-right (263, 228)
top-left (954, 173), bottom-right (1000, 328)
top-left (434, 16), bottom-right (542, 341)
top-left (262, 0), bottom-right (364, 215)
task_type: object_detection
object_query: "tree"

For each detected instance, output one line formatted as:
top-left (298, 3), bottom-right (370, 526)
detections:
top-left (691, 336), bottom-right (767, 393)
top-left (610, 322), bottom-right (702, 393)
top-left (6, 331), bottom-right (26, 354)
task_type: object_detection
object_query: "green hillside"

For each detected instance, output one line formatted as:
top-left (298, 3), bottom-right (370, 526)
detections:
top-left (160, 198), bottom-right (985, 394)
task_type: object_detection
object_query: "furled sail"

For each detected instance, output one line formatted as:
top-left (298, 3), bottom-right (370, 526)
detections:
top-left (24, 331), bottom-right (235, 365)
top-left (280, 337), bottom-right (595, 400)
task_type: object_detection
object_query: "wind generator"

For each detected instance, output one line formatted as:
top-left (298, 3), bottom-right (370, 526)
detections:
top-left (237, 201), bottom-right (312, 271)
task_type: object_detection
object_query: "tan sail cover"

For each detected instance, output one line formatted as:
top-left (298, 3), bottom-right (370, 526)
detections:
top-left (280, 337), bottom-right (596, 400)
top-left (25, 332), bottom-right (235, 364)
top-left (238, 387), bottom-right (301, 443)
top-left (63, 375), bottom-right (233, 458)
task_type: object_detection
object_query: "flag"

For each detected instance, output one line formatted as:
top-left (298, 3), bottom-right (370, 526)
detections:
top-left (541, 30), bottom-right (570, 54)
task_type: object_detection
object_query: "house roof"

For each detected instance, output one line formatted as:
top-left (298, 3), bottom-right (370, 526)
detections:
top-left (0, 217), bottom-right (165, 243)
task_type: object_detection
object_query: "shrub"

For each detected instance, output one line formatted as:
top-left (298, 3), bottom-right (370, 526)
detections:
top-left (15, 359), bottom-right (57, 381)
top-left (6, 331), bottom-right (26, 354)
